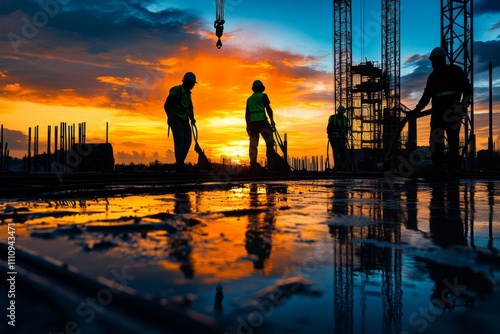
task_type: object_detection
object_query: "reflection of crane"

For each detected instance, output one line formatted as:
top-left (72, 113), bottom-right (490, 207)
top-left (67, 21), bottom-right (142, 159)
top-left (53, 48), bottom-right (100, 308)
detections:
top-left (214, 0), bottom-right (225, 48)
top-left (329, 181), bottom-right (403, 333)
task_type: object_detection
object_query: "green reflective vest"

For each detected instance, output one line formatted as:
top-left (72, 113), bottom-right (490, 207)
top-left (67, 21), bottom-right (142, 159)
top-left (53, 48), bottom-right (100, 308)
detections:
top-left (328, 114), bottom-right (347, 139)
top-left (169, 85), bottom-right (192, 120)
top-left (247, 93), bottom-right (267, 122)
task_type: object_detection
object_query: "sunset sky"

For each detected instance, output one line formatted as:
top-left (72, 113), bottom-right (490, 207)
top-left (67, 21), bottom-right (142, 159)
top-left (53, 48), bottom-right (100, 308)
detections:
top-left (1, 0), bottom-right (499, 165)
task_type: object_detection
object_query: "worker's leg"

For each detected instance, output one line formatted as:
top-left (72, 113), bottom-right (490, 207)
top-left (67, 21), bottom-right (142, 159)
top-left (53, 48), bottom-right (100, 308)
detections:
top-left (332, 139), bottom-right (344, 171)
top-left (446, 120), bottom-right (462, 171)
top-left (429, 115), bottom-right (445, 172)
top-left (338, 140), bottom-right (348, 171)
top-left (249, 124), bottom-right (260, 166)
top-left (171, 117), bottom-right (189, 167)
top-left (181, 120), bottom-right (192, 163)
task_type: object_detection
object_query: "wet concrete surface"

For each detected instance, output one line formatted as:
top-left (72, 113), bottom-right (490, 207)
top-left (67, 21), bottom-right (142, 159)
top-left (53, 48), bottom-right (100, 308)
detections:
top-left (0, 177), bottom-right (499, 333)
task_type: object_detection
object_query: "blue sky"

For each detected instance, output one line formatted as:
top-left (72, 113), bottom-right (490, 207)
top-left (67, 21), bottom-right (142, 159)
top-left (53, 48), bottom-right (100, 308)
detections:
top-left (160, 0), bottom-right (500, 98)
top-left (1, 0), bottom-right (499, 163)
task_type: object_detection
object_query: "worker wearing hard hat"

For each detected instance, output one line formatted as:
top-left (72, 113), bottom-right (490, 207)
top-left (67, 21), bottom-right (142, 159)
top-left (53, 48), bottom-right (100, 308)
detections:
top-left (164, 72), bottom-right (197, 172)
top-left (411, 46), bottom-right (472, 180)
top-left (327, 105), bottom-right (349, 171)
top-left (245, 80), bottom-right (277, 171)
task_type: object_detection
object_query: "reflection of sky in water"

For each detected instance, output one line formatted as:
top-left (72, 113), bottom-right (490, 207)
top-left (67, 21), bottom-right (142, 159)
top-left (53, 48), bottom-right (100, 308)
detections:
top-left (1, 179), bottom-right (499, 333)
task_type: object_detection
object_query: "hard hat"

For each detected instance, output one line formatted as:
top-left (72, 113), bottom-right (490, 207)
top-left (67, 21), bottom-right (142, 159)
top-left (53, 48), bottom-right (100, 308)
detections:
top-left (183, 72), bottom-right (197, 83)
top-left (337, 105), bottom-right (346, 113)
top-left (429, 47), bottom-right (446, 59)
top-left (252, 80), bottom-right (264, 88)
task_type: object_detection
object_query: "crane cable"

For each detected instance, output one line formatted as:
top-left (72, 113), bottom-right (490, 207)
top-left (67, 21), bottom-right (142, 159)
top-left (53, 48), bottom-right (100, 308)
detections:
top-left (215, 0), bottom-right (225, 48)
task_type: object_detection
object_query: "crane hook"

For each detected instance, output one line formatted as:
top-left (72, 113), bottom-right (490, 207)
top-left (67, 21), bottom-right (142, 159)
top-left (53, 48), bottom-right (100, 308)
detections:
top-left (214, 19), bottom-right (225, 49)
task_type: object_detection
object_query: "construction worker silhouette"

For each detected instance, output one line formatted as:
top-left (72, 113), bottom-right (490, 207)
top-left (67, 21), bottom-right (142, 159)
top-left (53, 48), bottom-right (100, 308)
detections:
top-left (245, 80), bottom-right (276, 171)
top-left (412, 46), bottom-right (472, 179)
top-left (164, 72), bottom-right (197, 172)
top-left (327, 106), bottom-right (349, 171)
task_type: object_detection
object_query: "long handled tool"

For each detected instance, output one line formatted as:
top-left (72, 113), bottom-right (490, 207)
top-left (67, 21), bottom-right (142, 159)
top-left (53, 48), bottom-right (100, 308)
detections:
top-left (271, 126), bottom-right (292, 173)
top-left (191, 124), bottom-right (212, 171)
top-left (272, 126), bottom-right (287, 157)
top-left (325, 139), bottom-right (331, 170)
top-left (384, 109), bottom-right (432, 169)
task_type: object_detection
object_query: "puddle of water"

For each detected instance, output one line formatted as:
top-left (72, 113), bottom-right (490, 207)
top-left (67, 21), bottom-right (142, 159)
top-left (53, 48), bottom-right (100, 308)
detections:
top-left (1, 178), bottom-right (499, 333)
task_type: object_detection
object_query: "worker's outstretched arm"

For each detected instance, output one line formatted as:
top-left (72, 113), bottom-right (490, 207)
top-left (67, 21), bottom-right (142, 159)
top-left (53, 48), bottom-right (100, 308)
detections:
top-left (266, 105), bottom-right (275, 129)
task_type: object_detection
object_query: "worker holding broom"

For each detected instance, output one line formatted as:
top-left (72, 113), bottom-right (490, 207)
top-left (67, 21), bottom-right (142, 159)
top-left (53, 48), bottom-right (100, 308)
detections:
top-left (245, 80), bottom-right (278, 172)
top-left (164, 72), bottom-right (197, 172)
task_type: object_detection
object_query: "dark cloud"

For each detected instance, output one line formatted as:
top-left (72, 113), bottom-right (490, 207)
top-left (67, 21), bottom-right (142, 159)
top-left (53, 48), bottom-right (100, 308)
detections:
top-left (474, 40), bottom-right (500, 72)
top-left (402, 40), bottom-right (500, 109)
top-left (1, 128), bottom-right (27, 152)
top-left (0, 0), bottom-right (208, 110)
top-left (401, 54), bottom-right (432, 106)
top-left (475, 0), bottom-right (500, 15)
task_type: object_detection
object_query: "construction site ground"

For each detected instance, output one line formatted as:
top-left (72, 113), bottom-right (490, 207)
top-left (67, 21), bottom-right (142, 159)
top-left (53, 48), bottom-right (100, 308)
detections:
top-left (0, 171), bottom-right (499, 334)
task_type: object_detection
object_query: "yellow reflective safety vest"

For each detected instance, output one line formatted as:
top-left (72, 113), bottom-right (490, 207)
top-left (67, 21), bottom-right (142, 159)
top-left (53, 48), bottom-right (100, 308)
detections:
top-left (327, 114), bottom-right (347, 139)
top-left (169, 85), bottom-right (192, 120)
top-left (247, 92), bottom-right (267, 122)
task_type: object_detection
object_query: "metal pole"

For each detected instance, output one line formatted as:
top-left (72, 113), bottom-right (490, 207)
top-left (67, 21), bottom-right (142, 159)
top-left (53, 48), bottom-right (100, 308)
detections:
top-left (488, 61), bottom-right (493, 163)
top-left (0, 124), bottom-right (3, 171)
top-left (28, 127), bottom-right (31, 172)
top-left (284, 132), bottom-right (287, 163)
top-left (34, 125), bottom-right (38, 172)
top-left (47, 125), bottom-right (51, 172)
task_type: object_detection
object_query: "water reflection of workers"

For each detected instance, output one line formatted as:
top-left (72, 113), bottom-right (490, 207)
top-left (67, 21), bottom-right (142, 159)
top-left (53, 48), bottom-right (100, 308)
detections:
top-left (213, 283), bottom-right (224, 317)
top-left (174, 191), bottom-right (192, 214)
top-left (327, 184), bottom-right (349, 243)
top-left (245, 184), bottom-right (281, 270)
top-left (429, 182), bottom-right (466, 248)
top-left (404, 181), bottom-right (419, 231)
top-left (427, 182), bottom-right (474, 310)
top-left (171, 192), bottom-right (195, 278)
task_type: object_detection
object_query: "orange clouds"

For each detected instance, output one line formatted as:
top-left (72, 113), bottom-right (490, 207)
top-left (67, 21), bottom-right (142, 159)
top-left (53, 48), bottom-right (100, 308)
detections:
top-left (96, 76), bottom-right (132, 86)
top-left (4, 83), bottom-right (21, 91)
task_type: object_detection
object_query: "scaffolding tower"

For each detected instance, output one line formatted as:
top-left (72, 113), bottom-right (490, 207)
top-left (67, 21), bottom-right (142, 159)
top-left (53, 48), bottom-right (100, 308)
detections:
top-left (334, 0), bottom-right (403, 162)
top-left (382, 0), bottom-right (405, 157)
top-left (333, 0), bottom-right (352, 111)
top-left (351, 61), bottom-right (384, 151)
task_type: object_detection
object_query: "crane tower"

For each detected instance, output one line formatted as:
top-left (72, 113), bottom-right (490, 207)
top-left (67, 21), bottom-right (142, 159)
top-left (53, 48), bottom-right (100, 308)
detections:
top-left (333, 0), bottom-right (352, 112)
top-left (441, 0), bottom-right (474, 169)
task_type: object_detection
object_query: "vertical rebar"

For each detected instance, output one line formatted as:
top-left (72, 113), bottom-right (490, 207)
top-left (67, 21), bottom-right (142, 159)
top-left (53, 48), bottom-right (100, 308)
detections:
top-left (0, 124), bottom-right (3, 171)
top-left (488, 61), bottom-right (493, 163)
top-left (54, 125), bottom-right (58, 170)
top-left (28, 127), bottom-right (32, 172)
top-left (34, 125), bottom-right (39, 172)
top-left (47, 125), bottom-right (51, 172)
